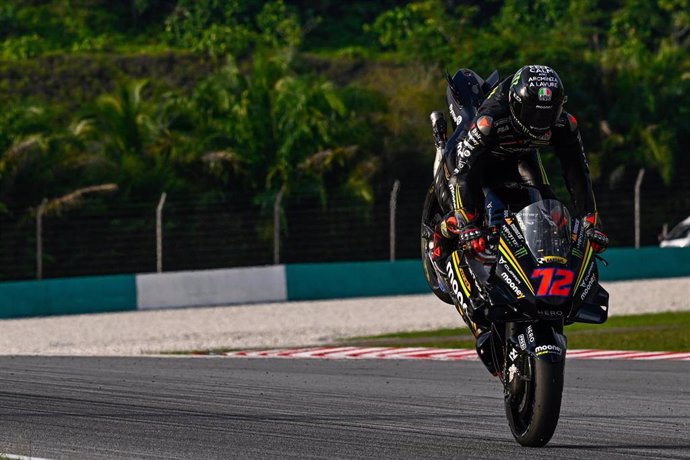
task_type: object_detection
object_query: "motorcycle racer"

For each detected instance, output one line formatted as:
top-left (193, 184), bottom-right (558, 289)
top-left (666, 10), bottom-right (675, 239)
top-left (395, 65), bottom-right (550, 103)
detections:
top-left (431, 65), bottom-right (608, 266)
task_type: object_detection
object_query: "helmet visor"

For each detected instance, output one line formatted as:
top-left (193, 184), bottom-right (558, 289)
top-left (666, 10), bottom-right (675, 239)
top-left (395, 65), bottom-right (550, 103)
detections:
top-left (516, 101), bottom-right (562, 131)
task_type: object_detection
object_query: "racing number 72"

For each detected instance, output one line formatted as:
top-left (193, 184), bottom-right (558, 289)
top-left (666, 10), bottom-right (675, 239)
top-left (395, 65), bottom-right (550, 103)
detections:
top-left (531, 268), bottom-right (575, 297)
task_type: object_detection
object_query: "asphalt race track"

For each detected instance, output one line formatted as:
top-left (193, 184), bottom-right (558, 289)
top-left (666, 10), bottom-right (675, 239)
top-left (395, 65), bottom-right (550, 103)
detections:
top-left (0, 357), bottom-right (688, 459)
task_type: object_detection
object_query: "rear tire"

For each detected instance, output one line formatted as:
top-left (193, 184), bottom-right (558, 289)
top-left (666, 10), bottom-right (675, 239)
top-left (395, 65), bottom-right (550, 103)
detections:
top-left (504, 355), bottom-right (564, 447)
top-left (421, 184), bottom-right (453, 305)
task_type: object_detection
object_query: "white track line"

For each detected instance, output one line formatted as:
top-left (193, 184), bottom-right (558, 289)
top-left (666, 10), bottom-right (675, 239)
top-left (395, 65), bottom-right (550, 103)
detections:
top-left (0, 453), bottom-right (52, 460)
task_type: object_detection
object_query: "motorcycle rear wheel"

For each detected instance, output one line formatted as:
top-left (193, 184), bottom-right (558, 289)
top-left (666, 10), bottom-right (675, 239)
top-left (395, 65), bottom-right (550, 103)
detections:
top-left (504, 354), bottom-right (564, 447)
top-left (421, 184), bottom-right (453, 304)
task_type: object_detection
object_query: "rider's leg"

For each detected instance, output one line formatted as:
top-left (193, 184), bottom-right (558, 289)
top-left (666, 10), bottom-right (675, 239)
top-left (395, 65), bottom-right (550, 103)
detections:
top-left (483, 187), bottom-right (507, 246)
top-left (518, 152), bottom-right (558, 200)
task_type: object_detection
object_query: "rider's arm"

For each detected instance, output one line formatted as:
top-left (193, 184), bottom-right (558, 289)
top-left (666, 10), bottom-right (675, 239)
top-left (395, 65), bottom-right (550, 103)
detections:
top-left (450, 116), bottom-right (495, 225)
top-left (551, 112), bottom-right (598, 220)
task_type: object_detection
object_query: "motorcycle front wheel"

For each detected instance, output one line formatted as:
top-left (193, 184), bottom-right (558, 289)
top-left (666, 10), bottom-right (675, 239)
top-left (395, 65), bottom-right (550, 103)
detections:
top-left (504, 353), bottom-right (565, 447)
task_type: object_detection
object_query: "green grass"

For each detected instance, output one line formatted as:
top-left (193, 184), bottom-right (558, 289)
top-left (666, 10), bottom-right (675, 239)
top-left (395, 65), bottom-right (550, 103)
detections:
top-left (344, 311), bottom-right (690, 352)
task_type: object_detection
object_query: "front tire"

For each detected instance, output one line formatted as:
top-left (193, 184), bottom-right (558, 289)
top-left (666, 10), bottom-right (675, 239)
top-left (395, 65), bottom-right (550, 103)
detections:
top-left (504, 355), bottom-right (564, 447)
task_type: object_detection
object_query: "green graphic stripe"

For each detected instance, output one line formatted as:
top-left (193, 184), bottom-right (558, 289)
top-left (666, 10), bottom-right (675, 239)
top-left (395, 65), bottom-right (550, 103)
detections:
top-left (499, 241), bottom-right (535, 295)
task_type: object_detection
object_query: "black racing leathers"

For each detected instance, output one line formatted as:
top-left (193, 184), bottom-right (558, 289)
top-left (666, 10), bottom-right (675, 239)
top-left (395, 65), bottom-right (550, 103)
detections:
top-left (445, 76), bottom-right (597, 226)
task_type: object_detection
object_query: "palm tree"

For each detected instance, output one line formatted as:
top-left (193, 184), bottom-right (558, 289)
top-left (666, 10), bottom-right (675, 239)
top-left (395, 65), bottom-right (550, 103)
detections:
top-left (76, 80), bottom-right (151, 160)
top-left (0, 105), bottom-right (99, 211)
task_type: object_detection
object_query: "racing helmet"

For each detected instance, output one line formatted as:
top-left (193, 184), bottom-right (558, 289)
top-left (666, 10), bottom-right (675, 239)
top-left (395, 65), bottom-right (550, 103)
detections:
top-left (508, 65), bottom-right (566, 137)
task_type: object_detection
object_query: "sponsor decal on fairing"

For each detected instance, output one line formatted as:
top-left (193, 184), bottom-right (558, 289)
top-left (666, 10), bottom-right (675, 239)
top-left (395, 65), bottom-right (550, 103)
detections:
top-left (500, 271), bottom-right (525, 299)
top-left (446, 260), bottom-right (469, 313)
top-left (535, 345), bottom-right (563, 356)
top-left (449, 104), bottom-right (462, 126)
top-left (579, 263), bottom-right (596, 301)
top-left (526, 325), bottom-right (535, 343)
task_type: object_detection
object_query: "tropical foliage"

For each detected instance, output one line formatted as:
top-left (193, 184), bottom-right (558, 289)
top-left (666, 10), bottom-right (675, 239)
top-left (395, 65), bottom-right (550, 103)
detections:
top-left (0, 0), bottom-right (688, 253)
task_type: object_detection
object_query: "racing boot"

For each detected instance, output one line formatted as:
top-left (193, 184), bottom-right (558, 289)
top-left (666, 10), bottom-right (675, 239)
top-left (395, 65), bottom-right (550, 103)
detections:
top-left (430, 213), bottom-right (461, 276)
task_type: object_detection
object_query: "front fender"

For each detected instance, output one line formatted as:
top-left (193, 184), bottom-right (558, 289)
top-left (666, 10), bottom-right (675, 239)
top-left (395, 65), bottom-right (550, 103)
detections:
top-left (511, 322), bottom-right (567, 363)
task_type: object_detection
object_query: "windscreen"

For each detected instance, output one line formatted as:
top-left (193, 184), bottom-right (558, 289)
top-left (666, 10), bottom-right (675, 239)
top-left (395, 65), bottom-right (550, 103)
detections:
top-left (515, 199), bottom-right (572, 263)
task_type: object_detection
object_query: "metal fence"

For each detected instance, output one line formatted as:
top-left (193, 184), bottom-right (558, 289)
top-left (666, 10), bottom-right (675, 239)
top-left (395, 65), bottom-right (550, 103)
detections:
top-left (1, 174), bottom-right (689, 281)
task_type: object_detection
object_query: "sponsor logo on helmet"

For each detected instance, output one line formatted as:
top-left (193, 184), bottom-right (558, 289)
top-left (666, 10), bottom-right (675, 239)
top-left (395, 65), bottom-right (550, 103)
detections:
top-left (538, 87), bottom-right (552, 101)
top-left (527, 65), bottom-right (555, 74)
top-left (529, 75), bottom-right (560, 88)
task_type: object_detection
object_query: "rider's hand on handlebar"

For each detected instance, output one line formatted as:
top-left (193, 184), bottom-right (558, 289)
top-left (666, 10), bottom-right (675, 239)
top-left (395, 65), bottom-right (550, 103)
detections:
top-left (586, 227), bottom-right (608, 253)
top-left (459, 225), bottom-right (486, 254)
top-left (583, 213), bottom-right (608, 253)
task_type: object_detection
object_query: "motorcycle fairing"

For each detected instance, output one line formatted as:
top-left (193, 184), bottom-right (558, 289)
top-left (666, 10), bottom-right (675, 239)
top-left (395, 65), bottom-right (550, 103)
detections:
top-left (567, 219), bottom-right (609, 324)
top-left (446, 250), bottom-right (485, 335)
top-left (571, 285), bottom-right (609, 323)
top-left (495, 221), bottom-right (536, 303)
top-left (490, 213), bottom-right (609, 323)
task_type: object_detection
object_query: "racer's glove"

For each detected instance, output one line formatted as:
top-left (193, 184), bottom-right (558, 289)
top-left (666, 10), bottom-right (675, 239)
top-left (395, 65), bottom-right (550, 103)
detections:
top-left (459, 224), bottom-right (486, 254)
top-left (583, 213), bottom-right (608, 253)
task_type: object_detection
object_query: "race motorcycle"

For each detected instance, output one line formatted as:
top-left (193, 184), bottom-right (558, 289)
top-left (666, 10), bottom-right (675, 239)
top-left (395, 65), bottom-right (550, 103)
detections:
top-left (421, 69), bottom-right (610, 447)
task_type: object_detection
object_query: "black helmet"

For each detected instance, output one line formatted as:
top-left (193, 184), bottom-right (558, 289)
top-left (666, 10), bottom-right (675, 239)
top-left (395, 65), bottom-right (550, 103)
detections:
top-left (508, 65), bottom-right (566, 137)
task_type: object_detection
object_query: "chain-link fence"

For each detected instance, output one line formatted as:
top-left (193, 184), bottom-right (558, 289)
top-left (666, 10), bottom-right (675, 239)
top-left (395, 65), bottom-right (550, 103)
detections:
top-left (1, 174), bottom-right (689, 281)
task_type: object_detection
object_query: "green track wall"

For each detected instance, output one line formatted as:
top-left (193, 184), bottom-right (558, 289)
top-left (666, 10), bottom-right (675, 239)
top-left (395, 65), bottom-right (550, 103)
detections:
top-left (0, 274), bottom-right (137, 319)
top-left (285, 247), bottom-right (690, 300)
top-left (598, 247), bottom-right (690, 281)
top-left (285, 260), bottom-right (429, 300)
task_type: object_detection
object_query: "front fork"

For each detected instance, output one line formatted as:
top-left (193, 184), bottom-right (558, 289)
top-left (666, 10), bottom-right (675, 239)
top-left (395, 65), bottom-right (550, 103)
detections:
top-left (476, 320), bottom-right (567, 378)
top-left (503, 321), bottom-right (566, 383)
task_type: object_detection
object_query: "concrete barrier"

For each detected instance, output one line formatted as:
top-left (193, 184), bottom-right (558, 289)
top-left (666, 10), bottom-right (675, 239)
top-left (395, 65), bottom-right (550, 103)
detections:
top-left (0, 247), bottom-right (687, 319)
top-left (136, 266), bottom-right (287, 309)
